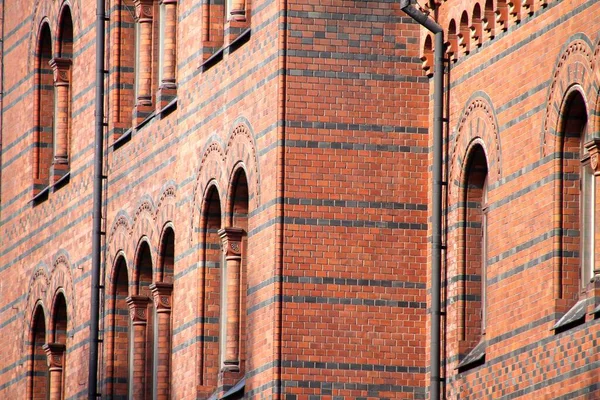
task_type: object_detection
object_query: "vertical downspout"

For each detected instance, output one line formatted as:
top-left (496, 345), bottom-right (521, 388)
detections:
top-left (89, 0), bottom-right (106, 397)
top-left (399, 2), bottom-right (444, 399)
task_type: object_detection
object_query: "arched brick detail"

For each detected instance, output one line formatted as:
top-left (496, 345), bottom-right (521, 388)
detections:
top-left (22, 265), bottom-right (51, 357)
top-left (449, 93), bottom-right (501, 200)
top-left (542, 35), bottom-right (596, 157)
top-left (48, 253), bottom-right (76, 341)
top-left (107, 211), bottom-right (133, 271)
top-left (190, 141), bottom-right (227, 244)
top-left (131, 197), bottom-right (159, 241)
top-left (590, 34), bottom-right (600, 135)
top-left (225, 119), bottom-right (261, 210)
top-left (107, 251), bottom-right (131, 296)
top-left (29, 3), bottom-right (54, 74)
top-left (155, 182), bottom-right (177, 233)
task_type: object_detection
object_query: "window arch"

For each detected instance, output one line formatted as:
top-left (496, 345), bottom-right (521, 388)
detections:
top-left (33, 22), bottom-right (54, 197)
top-left (559, 90), bottom-right (591, 304)
top-left (108, 256), bottom-right (130, 398)
top-left (458, 143), bottom-right (489, 370)
top-left (200, 184), bottom-right (223, 391)
top-left (29, 304), bottom-right (48, 399)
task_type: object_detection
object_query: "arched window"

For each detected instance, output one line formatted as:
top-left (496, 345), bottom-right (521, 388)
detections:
top-left (458, 144), bottom-right (488, 370)
top-left (33, 23), bottom-right (54, 198)
top-left (559, 91), bottom-right (591, 303)
top-left (200, 185), bottom-right (223, 393)
top-left (29, 305), bottom-right (48, 399)
top-left (108, 257), bottom-right (130, 397)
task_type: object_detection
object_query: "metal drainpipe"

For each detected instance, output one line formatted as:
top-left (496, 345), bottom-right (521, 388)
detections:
top-left (399, 2), bottom-right (444, 399)
top-left (89, 0), bottom-right (106, 397)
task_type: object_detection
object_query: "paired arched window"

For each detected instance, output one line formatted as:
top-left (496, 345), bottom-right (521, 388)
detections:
top-left (33, 7), bottom-right (73, 200)
top-left (28, 294), bottom-right (69, 400)
top-left (199, 168), bottom-right (249, 395)
top-left (108, 231), bottom-right (175, 398)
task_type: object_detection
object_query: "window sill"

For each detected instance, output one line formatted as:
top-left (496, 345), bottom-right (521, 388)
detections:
top-left (159, 97), bottom-right (177, 118)
top-left (221, 377), bottom-right (245, 399)
top-left (457, 338), bottom-right (486, 372)
top-left (112, 128), bottom-right (132, 151)
top-left (201, 28), bottom-right (251, 72)
top-left (32, 185), bottom-right (50, 205)
top-left (552, 298), bottom-right (588, 333)
top-left (52, 171), bottom-right (70, 192)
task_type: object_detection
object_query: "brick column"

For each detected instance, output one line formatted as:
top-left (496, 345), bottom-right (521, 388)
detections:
top-left (133, 0), bottom-right (154, 124)
top-left (150, 282), bottom-right (173, 400)
top-left (156, 0), bottom-right (177, 110)
top-left (219, 227), bottom-right (244, 370)
top-left (127, 295), bottom-right (150, 399)
top-left (43, 343), bottom-right (66, 400)
top-left (49, 58), bottom-right (71, 182)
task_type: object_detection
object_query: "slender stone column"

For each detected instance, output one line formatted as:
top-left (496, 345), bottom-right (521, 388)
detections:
top-left (43, 343), bottom-right (66, 400)
top-left (134, 0), bottom-right (154, 110)
top-left (150, 282), bottom-right (173, 400)
top-left (161, 0), bottom-right (177, 88)
top-left (156, 0), bottom-right (177, 110)
top-left (127, 295), bottom-right (150, 399)
top-left (49, 58), bottom-right (71, 182)
top-left (218, 227), bottom-right (244, 370)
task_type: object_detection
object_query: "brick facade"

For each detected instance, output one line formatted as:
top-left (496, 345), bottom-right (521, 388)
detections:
top-left (0, 0), bottom-right (597, 399)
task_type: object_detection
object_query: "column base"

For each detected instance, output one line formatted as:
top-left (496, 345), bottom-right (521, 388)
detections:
top-left (133, 101), bottom-right (154, 127)
top-left (50, 162), bottom-right (69, 185)
top-left (156, 84), bottom-right (177, 114)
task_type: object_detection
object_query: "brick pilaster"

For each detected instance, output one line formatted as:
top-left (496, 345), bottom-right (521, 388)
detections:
top-left (133, 0), bottom-right (154, 124)
top-left (49, 58), bottom-right (71, 183)
top-left (219, 227), bottom-right (244, 371)
top-left (127, 295), bottom-right (150, 399)
top-left (156, 0), bottom-right (177, 111)
top-left (43, 343), bottom-right (66, 400)
top-left (150, 282), bottom-right (173, 400)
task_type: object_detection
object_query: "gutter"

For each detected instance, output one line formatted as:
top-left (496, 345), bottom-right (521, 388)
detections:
top-left (399, 2), bottom-right (444, 399)
top-left (88, 0), bottom-right (106, 397)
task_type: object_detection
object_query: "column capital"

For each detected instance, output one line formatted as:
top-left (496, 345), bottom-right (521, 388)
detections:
top-left (150, 282), bottom-right (173, 312)
top-left (126, 295), bottom-right (150, 324)
top-left (42, 343), bottom-right (66, 369)
top-left (218, 227), bottom-right (244, 258)
top-left (49, 57), bottom-right (71, 85)
top-left (134, 0), bottom-right (154, 22)
top-left (160, 0), bottom-right (178, 4)
top-left (585, 138), bottom-right (600, 173)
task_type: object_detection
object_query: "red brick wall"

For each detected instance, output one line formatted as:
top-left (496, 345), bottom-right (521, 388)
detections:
top-left (435, 0), bottom-right (600, 398)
